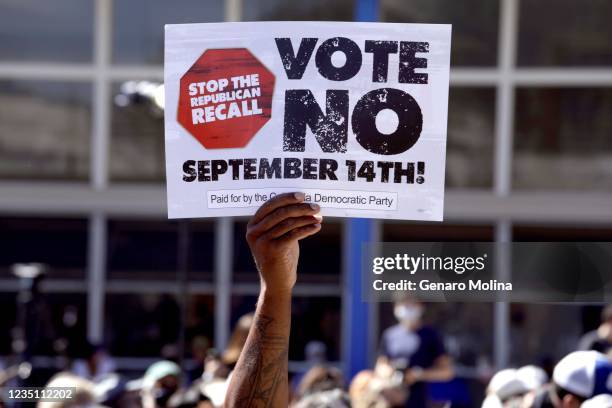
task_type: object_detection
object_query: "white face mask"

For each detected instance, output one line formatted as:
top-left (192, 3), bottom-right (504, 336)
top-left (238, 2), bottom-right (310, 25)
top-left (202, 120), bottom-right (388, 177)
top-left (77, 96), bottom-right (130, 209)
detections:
top-left (394, 305), bottom-right (422, 323)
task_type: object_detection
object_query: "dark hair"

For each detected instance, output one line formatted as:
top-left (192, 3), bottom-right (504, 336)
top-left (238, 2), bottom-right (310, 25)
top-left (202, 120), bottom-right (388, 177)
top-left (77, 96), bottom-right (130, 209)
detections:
top-left (601, 304), bottom-right (612, 323)
top-left (553, 384), bottom-right (587, 404)
top-left (527, 387), bottom-right (555, 408)
top-left (297, 365), bottom-right (344, 399)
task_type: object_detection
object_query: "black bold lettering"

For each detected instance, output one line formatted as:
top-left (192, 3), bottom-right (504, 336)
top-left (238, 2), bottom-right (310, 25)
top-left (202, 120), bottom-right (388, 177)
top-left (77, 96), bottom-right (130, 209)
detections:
top-left (365, 40), bottom-right (398, 82)
top-left (275, 38), bottom-right (318, 80)
top-left (258, 158), bottom-right (282, 179)
top-left (417, 161), bottom-right (425, 184)
top-left (352, 88), bottom-right (422, 155)
top-left (315, 37), bottom-right (362, 81)
top-left (211, 160), bottom-right (227, 181)
top-left (283, 89), bottom-right (348, 153)
top-left (399, 41), bottom-right (429, 84)
top-left (346, 160), bottom-right (356, 181)
top-left (198, 160), bottom-right (210, 181)
top-left (319, 159), bottom-right (338, 180)
top-left (284, 158), bottom-right (302, 178)
top-left (303, 158), bottom-right (318, 179)
top-left (377, 161), bottom-right (394, 183)
top-left (228, 159), bottom-right (243, 180)
top-left (243, 158), bottom-right (257, 180)
top-left (357, 161), bottom-right (376, 182)
top-left (394, 162), bottom-right (415, 183)
top-left (183, 160), bottom-right (196, 182)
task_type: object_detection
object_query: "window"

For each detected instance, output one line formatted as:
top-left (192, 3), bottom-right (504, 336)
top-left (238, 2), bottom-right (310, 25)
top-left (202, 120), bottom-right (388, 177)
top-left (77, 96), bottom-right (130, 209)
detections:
top-left (105, 293), bottom-right (214, 358)
top-left (109, 83), bottom-right (165, 182)
top-left (106, 293), bottom-right (181, 356)
top-left (1, 0), bottom-right (611, 382)
top-left (244, 0), bottom-right (354, 21)
top-left (514, 88), bottom-right (612, 191)
top-left (384, 223), bottom-right (494, 242)
top-left (231, 295), bottom-right (342, 361)
top-left (0, 217), bottom-right (88, 279)
top-left (112, 0), bottom-right (224, 65)
top-left (233, 220), bottom-right (342, 283)
top-left (506, 304), bottom-right (581, 367)
top-left (513, 225), bottom-right (612, 242)
top-left (0, 81), bottom-right (91, 181)
top-left (518, 0), bottom-right (612, 66)
top-left (0, 0), bottom-right (93, 63)
top-left (189, 221), bottom-right (216, 281)
top-left (447, 88), bottom-right (496, 188)
top-left (9, 293), bottom-right (87, 357)
top-left (381, 0), bottom-right (499, 66)
top-left (107, 220), bottom-right (180, 280)
top-left (0, 293), bottom-right (16, 354)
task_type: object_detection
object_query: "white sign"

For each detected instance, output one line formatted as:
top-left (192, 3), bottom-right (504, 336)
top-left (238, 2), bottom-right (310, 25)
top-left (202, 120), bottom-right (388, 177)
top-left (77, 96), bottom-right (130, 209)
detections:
top-left (164, 22), bottom-right (451, 220)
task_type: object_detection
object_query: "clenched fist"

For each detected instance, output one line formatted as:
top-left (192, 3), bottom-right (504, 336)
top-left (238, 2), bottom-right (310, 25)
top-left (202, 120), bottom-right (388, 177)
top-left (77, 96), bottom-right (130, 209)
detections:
top-left (246, 192), bottom-right (322, 293)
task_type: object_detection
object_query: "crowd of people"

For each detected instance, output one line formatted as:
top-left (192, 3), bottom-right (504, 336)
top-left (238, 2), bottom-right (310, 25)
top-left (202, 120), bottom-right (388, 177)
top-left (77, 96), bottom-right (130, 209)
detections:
top-left (2, 193), bottom-right (612, 408)
top-left (2, 305), bottom-right (612, 408)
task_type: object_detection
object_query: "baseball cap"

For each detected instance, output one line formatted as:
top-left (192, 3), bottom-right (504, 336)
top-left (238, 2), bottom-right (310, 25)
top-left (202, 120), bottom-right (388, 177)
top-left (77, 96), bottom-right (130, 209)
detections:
top-left (487, 368), bottom-right (530, 400)
top-left (553, 351), bottom-right (612, 398)
top-left (517, 365), bottom-right (549, 391)
top-left (481, 394), bottom-right (503, 408)
top-left (581, 394), bottom-right (612, 408)
top-left (142, 360), bottom-right (181, 388)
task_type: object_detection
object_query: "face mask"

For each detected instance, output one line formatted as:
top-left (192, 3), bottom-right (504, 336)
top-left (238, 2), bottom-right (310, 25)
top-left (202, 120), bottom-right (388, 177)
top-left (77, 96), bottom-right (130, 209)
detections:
top-left (394, 305), bottom-right (422, 323)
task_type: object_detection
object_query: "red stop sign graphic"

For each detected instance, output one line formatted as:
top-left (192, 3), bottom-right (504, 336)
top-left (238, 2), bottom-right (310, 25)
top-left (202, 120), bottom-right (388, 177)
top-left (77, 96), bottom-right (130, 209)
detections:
top-left (177, 48), bottom-right (275, 149)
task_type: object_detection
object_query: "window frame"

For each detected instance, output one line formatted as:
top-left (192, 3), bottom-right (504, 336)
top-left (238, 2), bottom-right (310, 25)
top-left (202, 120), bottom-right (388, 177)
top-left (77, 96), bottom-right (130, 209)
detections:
top-left (0, 0), bottom-right (611, 373)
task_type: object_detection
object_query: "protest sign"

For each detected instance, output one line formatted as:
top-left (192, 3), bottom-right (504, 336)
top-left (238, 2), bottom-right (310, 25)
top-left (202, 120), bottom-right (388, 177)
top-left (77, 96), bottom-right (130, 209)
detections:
top-left (164, 22), bottom-right (451, 220)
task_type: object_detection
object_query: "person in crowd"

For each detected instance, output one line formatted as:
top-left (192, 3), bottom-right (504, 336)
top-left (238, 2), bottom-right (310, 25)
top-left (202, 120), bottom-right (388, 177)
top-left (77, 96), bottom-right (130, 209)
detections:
top-left (167, 386), bottom-right (215, 408)
top-left (580, 394), bottom-right (612, 408)
top-left (375, 297), bottom-right (454, 407)
top-left (481, 365), bottom-right (548, 408)
top-left (349, 369), bottom-right (408, 408)
top-left (518, 365), bottom-right (550, 407)
top-left (527, 350), bottom-right (612, 408)
top-left (187, 336), bottom-right (211, 382)
top-left (224, 192), bottom-right (322, 407)
top-left (291, 341), bottom-right (329, 396)
top-left (140, 360), bottom-right (182, 408)
top-left (518, 365), bottom-right (549, 393)
top-left (182, 313), bottom-right (259, 407)
top-left (292, 389), bottom-right (352, 408)
top-left (190, 349), bottom-right (230, 407)
top-left (481, 368), bottom-right (528, 407)
top-left (349, 370), bottom-right (377, 405)
top-left (304, 342), bottom-right (328, 367)
top-left (578, 304), bottom-right (612, 355)
top-left (293, 365), bottom-right (344, 404)
top-left (71, 341), bottom-right (116, 383)
top-left (36, 372), bottom-right (97, 408)
top-left (221, 312), bottom-right (254, 371)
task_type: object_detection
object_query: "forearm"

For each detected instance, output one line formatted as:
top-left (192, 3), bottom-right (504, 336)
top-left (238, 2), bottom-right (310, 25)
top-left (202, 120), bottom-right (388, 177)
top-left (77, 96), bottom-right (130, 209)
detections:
top-left (226, 192), bottom-right (321, 407)
top-left (406, 357), bottom-right (454, 384)
top-left (225, 289), bottom-right (292, 408)
top-left (421, 366), bottom-right (454, 382)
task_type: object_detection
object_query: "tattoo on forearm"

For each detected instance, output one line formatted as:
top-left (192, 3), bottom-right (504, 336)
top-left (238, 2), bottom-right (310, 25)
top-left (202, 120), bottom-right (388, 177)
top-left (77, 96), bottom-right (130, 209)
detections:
top-left (235, 314), bottom-right (288, 408)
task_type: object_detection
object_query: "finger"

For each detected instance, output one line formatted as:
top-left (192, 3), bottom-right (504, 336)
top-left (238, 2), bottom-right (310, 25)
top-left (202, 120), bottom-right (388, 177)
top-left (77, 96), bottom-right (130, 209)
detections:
top-left (263, 214), bottom-right (323, 239)
top-left (250, 192), bottom-right (305, 225)
top-left (280, 223), bottom-right (322, 242)
top-left (251, 203), bottom-right (320, 234)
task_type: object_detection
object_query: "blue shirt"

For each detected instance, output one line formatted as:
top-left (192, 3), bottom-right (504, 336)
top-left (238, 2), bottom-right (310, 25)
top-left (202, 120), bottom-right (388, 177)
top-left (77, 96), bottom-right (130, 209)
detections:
top-left (379, 324), bottom-right (446, 408)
